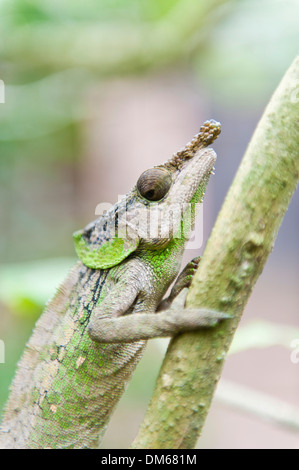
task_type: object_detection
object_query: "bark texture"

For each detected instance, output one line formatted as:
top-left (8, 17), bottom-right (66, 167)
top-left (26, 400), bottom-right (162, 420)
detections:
top-left (132, 56), bottom-right (299, 449)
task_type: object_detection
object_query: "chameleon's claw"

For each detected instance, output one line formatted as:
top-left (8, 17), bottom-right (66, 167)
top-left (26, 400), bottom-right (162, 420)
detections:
top-left (194, 309), bottom-right (232, 327)
top-left (157, 257), bottom-right (201, 312)
top-left (170, 256), bottom-right (201, 296)
top-left (173, 302), bottom-right (232, 330)
top-left (189, 256), bottom-right (201, 268)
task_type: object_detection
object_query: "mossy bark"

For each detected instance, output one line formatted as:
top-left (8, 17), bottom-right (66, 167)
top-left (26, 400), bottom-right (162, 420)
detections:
top-left (132, 56), bottom-right (299, 449)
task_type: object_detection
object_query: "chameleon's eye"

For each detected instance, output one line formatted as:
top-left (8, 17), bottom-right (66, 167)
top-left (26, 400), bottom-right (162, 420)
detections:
top-left (137, 168), bottom-right (172, 201)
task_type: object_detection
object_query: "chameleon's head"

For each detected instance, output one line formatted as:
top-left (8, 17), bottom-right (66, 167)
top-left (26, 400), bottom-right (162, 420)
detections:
top-left (134, 119), bottom-right (220, 246)
top-left (74, 120), bottom-right (220, 269)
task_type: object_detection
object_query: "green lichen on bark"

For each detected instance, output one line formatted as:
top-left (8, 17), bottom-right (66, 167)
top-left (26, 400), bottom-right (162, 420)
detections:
top-left (132, 56), bottom-right (299, 449)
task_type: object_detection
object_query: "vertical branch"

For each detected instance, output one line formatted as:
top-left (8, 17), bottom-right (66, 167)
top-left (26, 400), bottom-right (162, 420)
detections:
top-left (132, 56), bottom-right (299, 449)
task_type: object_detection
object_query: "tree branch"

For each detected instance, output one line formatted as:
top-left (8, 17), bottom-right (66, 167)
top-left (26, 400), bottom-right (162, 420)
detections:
top-left (132, 56), bottom-right (299, 449)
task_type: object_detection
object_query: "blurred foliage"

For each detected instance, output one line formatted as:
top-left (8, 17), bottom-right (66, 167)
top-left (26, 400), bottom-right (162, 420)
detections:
top-left (196, 0), bottom-right (299, 104)
top-left (2, 0), bottom-right (228, 79)
top-left (0, 0), bottom-right (230, 138)
top-left (0, 0), bottom-right (298, 260)
top-left (0, 0), bottom-right (232, 265)
top-left (0, 257), bottom-right (74, 317)
top-left (230, 320), bottom-right (299, 355)
top-left (1, 0), bottom-right (298, 138)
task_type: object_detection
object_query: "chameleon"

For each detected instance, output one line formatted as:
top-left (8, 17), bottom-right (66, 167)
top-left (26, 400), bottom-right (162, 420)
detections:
top-left (0, 119), bottom-right (227, 449)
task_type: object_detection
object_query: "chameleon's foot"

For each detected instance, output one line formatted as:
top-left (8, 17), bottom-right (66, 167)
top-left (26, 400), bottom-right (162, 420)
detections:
top-left (176, 306), bottom-right (232, 329)
top-left (157, 257), bottom-right (201, 312)
top-left (172, 256), bottom-right (200, 293)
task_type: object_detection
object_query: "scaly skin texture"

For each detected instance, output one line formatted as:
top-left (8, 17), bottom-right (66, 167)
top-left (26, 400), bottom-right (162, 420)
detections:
top-left (1, 263), bottom-right (146, 448)
top-left (0, 120), bottom-right (221, 449)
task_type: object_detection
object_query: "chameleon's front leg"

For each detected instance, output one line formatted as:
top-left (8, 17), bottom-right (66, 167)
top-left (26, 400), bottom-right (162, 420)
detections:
top-left (89, 288), bottom-right (229, 343)
top-left (88, 258), bottom-right (229, 344)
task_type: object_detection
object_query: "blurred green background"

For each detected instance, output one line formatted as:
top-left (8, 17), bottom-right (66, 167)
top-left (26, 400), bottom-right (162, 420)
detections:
top-left (0, 0), bottom-right (299, 448)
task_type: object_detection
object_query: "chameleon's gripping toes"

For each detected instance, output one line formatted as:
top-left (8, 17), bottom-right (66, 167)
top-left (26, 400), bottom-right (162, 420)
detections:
top-left (0, 120), bottom-right (227, 449)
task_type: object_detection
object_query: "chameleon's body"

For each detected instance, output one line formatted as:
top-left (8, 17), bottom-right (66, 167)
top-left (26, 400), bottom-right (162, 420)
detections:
top-left (0, 120), bottom-right (222, 449)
